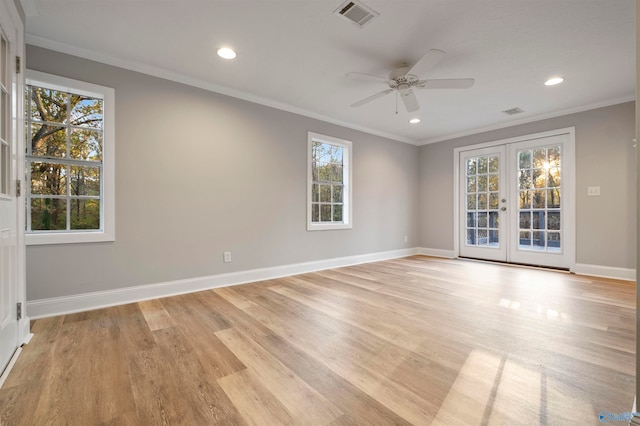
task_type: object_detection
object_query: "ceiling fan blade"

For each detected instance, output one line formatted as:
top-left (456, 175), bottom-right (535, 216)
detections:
top-left (346, 72), bottom-right (389, 83)
top-left (350, 89), bottom-right (393, 107)
top-left (406, 49), bottom-right (446, 77)
top-left (417, 78), bottom-right (475, 89)
top-left (400, 89), bottom-right (419, 113)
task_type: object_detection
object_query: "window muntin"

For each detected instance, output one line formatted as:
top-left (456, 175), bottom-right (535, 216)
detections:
top-left (25, 71), bottom-right (114, 245)
top-left (307, 132), bottom-right (351, 230)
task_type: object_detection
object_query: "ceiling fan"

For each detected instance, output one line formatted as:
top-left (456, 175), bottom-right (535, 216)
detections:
top-left (347, 49), bottom-right (474, 113)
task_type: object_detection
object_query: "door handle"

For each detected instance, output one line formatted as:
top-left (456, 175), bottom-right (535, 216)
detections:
top-left (500, 207), bottom-right (507, 211)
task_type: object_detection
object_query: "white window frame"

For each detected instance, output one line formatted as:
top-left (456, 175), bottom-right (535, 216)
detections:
top-left (25, 70), bottom-right (115, 245)
top-left (307, 132), bottom-right (352, 231)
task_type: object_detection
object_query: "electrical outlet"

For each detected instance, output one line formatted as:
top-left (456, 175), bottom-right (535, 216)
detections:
top-left (404, 235), bottom-right (408, 243)
top-left (587, 186), bottom-right (600, 196)
top-left (223, 251), bottom-right (232, 263)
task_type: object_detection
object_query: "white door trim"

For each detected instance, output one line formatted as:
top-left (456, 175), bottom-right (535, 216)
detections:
top-left (453, 127), bottom-right (576, 271)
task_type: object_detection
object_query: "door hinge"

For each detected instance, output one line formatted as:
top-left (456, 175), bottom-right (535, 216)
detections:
top-left (16, 56), bottom-right (21, 74)
top-left (17, 302), bottom-right (22, 320)
top-left (16, 179), bottom-right (21, 197)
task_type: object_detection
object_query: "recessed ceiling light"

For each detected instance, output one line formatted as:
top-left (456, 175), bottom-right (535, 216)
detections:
top-left (544, 76), bottom-right (564, 86)
top-left (217, 47), bottom-right (237, 60)
top-left (409, 118), bottom-right (421, 124)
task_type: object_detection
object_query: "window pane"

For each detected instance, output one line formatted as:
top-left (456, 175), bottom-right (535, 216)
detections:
top-left (518, 170), bottom-right (531, 190)
top-left (489, 230), bottom-right (499, 245)
top-left (311, 204), bottom-right (319, 222)
top-left (519, 191), bottom-right (531, 209)
top-left (466, 229), bottom-right (476, 245)
top-left (477, 212), bottom-right (487, 228)
top-left (548, 232), bottom-right (561, 249)
top-left (70, 128), bottom-right (102, 161)
top-left (477, 229), bottom-right (488, 245)
top-left (533, 148), bottom-right (546, 169)
top-left (28, 87), bottom-right (68, 123)
top-left (319, 185), bottom-right (331, 202)
top-left (311, 184), bottom-right (319, 202)
top-left (548, 168), bottom-right (561, 187)
top-left (518, 151), bottom-right (531, 169)
top-left (519, 231), bottom-right (531, 247)
top-left (313, 142), bottom-right (331, 164)
top-left (547, 146), bottom-right (561, 168)
top-left (467, 212), bottom-right (476, 227)
top-left (30, 123), bottom-right (66, 157)
top-left (533, 168), bottom-right (545, 188)
top-left (466, 158), bottom-right (476, 175)
top-left (71, 199), bottom-right (100, 230)
top-left (331, 164), bottom-right (343, 183)
top-left (477, 157), bottom-right (487, 174)
top-left (488, 156), bottom-right (499, 173)
top-left (466, 176), bottom-right (476, 193)
top-left (488, 175), bottom-right (499, 191)
top-left (31, 198), bottom-right (67, 230)
top-left (320, 204), bottom-right (331, 222)
top-left (547, 189), bottom-right (561, 208)
top-left (467, 194), bottom-right (476, 210)
top-left (532, 190), bottom-right (545, 208)
top-left (532, 211), bottom-right (545, 229)
top-left (532, 231), bottom-right (545, 249)
top-left (318, 163), bottom-right (330, 181)
top-left (332, 185), bottom-right (343, 203)
top-left (331, 145), bottom-right (343, 162)
top-left (333, 205), bottom-right (343, 222)
top-left (489, 211), bottom-right (499, 228)
top-left (477, 175), bottom-right (487, 192)
top-left (70, 95), bottom-right (103, 129)
top-left (70, 165), bottom-right (100, 196)
top-left (547, 211), bottom-right (561, 230)
top-left (477, 193), bottom-right (487, 210)
top-left (30, 162), bottom-right (67, 195)
top-left (519, 212), bottom-right (531, 229)
top-left (489, 192), bottom-right (499, 209)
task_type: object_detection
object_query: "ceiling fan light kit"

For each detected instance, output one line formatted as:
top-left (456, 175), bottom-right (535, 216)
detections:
top-left (347, 49), bottom-right (474, 114)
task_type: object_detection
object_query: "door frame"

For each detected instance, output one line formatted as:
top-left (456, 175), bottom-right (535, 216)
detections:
top-left (453, 127), bottom-right (576, 272)
top-left (0, 0), bottom-right (29, 383)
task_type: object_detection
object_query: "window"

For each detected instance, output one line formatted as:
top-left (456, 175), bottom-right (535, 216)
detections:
top-left (307, 132), bottom-right (352, 230)
top-left (25, 70), bottom-right (114, 245)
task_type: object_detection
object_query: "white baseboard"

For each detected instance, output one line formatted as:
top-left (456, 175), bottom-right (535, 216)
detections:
top-left (573, 263), bottom-right (636, 281)
top-left (417, 247), bottom-right (455, 258)
top-left (27, 247), bottom-right (420, 319)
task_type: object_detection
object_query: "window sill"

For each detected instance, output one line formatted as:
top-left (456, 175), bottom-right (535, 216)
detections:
top-left (26, 231), bottom-right (115, 246)
top-left (307, 223), bottom-right (352, 231)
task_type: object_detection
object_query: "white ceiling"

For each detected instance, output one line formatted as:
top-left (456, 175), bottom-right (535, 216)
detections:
top-left (22, 0), bottom-right (636, 145)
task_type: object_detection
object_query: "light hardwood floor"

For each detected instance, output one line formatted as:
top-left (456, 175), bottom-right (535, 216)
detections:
top-left (0, 256), bottom-right (635, 425)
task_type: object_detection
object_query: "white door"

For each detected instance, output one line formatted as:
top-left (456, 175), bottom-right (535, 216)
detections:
top-left (508, 134), bottom-right (574, 269)
top-left (0, 3), bottom-right (20, 374)
top-left (459, 145), bottom-right (508, 261)
top-left (458, 131), bottom-right (575, 270)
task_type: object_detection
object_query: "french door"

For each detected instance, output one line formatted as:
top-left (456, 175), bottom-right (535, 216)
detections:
top-left (0, 0), bottom-right (23, 376)
top-left (458, 131), bottom-right (574, 270)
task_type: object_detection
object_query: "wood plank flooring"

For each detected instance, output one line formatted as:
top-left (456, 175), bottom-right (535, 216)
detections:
top-left (0, 256), bottom-right (635, 425)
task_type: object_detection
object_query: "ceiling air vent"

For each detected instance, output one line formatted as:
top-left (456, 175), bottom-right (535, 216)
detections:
top-left (334, 1), bottom-right (379, 28)
top-left (502, 107), bottom-right (525, 116)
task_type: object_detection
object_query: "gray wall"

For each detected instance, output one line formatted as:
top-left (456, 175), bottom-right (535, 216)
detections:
top-left (419, 101), bottom-right (637, 269)
top-left (26, 46), bottom-right (420, 300)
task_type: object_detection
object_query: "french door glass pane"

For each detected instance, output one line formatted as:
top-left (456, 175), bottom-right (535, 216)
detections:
top-left (517, 145), bottom-right (562, 252)
top-left (465, 154), bottom-right (499, 248)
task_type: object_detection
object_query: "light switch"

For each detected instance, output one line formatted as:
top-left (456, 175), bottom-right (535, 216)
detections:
top-left (587, 186), bottom-right (600, 196)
